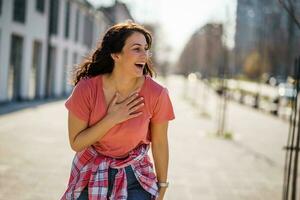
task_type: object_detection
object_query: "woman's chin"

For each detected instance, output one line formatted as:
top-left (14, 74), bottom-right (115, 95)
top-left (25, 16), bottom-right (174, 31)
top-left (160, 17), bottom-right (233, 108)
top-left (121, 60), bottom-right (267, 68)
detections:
top-left (133, 70), bottom-right (144, 77)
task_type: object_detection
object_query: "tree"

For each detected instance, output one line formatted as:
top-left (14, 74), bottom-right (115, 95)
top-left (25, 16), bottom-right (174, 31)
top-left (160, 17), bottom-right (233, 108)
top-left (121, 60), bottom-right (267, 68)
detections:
top-left (243, 50), bottom-right (270, 79)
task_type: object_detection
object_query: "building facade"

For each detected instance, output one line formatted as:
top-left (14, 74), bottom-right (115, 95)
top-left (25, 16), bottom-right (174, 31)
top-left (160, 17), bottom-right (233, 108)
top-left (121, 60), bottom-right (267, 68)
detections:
top-left (0, 0), bottom-right (133, 103)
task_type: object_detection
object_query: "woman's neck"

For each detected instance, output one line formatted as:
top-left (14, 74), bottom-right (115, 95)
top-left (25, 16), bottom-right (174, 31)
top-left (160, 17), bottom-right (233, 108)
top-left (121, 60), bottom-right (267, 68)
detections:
top-left (105, 72), bottom-right (142, 96)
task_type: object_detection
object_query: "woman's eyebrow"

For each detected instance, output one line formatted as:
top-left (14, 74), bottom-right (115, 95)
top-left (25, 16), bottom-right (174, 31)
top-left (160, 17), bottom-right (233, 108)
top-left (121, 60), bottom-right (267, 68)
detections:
top-left (130, 43), bottom-right (148, 47)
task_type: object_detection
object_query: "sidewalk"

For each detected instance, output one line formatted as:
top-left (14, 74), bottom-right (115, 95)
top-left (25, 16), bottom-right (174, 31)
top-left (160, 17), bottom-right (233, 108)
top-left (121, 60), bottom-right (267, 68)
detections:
top-left (164, 75), bottom-right (286, 200)
top-left (0, 75), bottom-right (288, 199)
top-left (0, 100), bottom-right (73, 200)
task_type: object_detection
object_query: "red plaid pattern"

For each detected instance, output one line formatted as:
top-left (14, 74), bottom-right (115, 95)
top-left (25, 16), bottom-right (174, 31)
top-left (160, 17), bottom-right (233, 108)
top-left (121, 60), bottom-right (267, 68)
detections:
top-left (61, 144), bottom-right (158, 200)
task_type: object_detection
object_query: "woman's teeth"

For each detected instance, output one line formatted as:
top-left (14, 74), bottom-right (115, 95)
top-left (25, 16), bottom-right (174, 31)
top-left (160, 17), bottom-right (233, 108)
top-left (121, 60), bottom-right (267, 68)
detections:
top-left (135, 63), bottom-right (144, 68)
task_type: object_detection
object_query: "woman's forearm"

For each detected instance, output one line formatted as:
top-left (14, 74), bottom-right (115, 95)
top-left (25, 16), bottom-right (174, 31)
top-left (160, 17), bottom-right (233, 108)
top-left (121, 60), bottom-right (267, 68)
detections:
top-left (152, 141), bottom-right (169, 182)
top-left (150, 121), bottom-right (170, 199)
top-left (151, 139), bottom-right (169, 199)
top-left (71, 115), bottom-right (116, 152)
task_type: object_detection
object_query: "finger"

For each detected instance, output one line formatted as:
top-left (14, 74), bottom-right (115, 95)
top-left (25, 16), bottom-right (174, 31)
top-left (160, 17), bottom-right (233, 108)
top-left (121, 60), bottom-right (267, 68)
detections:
top-left (129, 102), bottom-right (144, 112)
top-left (127, 111), bottom-right (143, 119)
top-left (124, 92), bottom-right (139, 105)
top-left (128, 97), bottom-right (144, 107)
top-left (128, 88), bottom-right (140, 96)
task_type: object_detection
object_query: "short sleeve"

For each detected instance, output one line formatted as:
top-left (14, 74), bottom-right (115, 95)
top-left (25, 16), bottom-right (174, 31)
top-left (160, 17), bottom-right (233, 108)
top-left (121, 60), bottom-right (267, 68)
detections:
top-left (65, 79), bottom-right (92, 122)
top-left (150, 88), bottom-right (175, 123)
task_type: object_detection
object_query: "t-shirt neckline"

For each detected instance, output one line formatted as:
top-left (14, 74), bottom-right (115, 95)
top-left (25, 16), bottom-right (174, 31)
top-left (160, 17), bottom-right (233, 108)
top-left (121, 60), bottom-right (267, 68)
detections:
top-left (100, 75), bottom-right (148, 110)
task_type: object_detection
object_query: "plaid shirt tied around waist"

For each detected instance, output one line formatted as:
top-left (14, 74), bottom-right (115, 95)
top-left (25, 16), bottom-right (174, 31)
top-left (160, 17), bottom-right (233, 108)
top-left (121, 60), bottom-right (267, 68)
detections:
top-left (61, 144), bottom-right (158, 200)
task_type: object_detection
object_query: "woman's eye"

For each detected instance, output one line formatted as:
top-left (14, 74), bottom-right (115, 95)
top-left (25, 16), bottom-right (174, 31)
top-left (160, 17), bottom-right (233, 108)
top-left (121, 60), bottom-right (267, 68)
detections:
top-left (132, 48), bottom-right (149, 53)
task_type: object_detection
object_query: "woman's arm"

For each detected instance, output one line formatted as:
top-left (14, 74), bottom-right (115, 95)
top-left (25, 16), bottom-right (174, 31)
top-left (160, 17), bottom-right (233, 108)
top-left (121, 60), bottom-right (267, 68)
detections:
top-left (150, 121), bottom-right (169, 200)
top-left (69, 92), bottom-right (144, 152)
top-left (68, 112), bottom-right (116, 152)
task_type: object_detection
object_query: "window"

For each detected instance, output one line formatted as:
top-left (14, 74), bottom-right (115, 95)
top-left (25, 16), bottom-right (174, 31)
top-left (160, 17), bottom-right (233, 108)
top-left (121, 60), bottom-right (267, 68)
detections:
top-left (9, 34), bottom-right (24, 100)
top-left (30, 41), bottom-right (42, 99)
top-left (64, 1), bottom-right (70, 39)
top-left (0, 0), bottom-right (2, 16)
top-left (75, 9), bottom-right (79, 42)
top-left (73, 52), bottom-right (77, 65)
top-left (36, 0), bottom-right (45, 13)
top-left (46, 45), bottom-right (56, 96)
top-left (63, 49), bottom-right (68, 93)
top-left (13, 0), bottom-right (26, 23)
top-left (83, 15), bottom-right (93, 48)
top-left (49, 0), bottom-right (59, 35)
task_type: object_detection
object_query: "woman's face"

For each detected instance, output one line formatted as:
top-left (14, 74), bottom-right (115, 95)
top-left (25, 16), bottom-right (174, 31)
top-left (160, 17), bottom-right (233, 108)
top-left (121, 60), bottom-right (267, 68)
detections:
top-left (114, 32), bottom-right (150, 78)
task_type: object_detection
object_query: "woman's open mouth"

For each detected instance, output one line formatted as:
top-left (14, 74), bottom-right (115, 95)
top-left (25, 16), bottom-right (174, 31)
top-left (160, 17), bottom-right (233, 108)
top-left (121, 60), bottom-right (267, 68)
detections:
top-left (135, 63), bottom-right (145, 69)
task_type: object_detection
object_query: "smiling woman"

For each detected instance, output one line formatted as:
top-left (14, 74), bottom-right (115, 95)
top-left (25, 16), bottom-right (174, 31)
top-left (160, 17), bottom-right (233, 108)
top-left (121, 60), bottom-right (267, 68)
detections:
top-left (60, 21), bottom-right (175, 200)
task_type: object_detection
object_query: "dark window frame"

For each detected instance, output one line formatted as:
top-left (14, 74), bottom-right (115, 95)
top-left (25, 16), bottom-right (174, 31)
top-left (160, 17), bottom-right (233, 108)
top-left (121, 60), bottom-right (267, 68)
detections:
top-left (36, 0), bottom-right (45, 14)
top-left (64, 1), bottom-right (70, 39)
top-left (83, 15), bottom-right (93, 48)
top-left (0, 0), bottom-right (3, 16)
top-left (75, 9), bottom-right (79, 42)
top-left (49, 0), bottom-right (59, 35)
top-left (10, 34), bottom-right (24, 100)
top-left (13, 0), bottom-right (27, 24)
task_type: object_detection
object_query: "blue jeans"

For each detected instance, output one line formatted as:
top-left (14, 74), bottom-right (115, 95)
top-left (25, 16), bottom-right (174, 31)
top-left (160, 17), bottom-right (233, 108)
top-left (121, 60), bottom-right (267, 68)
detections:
top-left (77, 166), bottom-right (152, 200)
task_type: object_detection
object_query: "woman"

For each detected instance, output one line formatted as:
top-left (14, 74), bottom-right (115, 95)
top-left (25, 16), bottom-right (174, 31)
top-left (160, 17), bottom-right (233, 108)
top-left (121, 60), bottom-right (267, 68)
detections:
top-left (61, 21), bottom-right (175, 200)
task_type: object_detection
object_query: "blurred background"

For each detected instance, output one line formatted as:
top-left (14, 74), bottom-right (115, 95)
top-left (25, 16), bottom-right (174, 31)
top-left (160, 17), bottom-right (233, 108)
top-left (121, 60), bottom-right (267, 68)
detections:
top-left (0, 0), bottom-right (300, 199)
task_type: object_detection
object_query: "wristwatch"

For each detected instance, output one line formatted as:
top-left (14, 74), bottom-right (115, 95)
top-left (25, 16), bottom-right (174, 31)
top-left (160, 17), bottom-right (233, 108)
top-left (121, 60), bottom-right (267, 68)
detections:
top-left (157, 182), bottom-right (169, 188)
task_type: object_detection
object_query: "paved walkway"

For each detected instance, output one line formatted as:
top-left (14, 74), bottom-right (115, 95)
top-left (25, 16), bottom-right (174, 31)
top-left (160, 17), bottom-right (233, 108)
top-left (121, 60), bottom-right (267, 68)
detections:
top-left (165, 76), bottom-right (288, 200)
top-left (0, 75), bottom-right (290, 199)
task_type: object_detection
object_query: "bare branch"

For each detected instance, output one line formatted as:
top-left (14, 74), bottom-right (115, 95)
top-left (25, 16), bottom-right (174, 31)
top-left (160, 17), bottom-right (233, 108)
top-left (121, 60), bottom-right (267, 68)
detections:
top-left (278, 0), bottom-right (300, 29)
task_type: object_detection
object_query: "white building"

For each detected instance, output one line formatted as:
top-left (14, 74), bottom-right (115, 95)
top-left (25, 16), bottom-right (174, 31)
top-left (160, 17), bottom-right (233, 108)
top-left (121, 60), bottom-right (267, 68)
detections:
top-left (0, 0), bottom-right (111, 103)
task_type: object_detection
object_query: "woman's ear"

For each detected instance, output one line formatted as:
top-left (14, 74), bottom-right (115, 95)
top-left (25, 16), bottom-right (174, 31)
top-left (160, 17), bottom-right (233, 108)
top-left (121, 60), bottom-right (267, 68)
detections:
top-left (111, 53), bottom-right (120, 61)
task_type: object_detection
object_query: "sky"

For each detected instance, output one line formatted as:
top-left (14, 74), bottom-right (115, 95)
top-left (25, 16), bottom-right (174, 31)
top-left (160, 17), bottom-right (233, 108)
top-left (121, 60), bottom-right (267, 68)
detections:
top-left (87, 0), bottom-right (237, 63)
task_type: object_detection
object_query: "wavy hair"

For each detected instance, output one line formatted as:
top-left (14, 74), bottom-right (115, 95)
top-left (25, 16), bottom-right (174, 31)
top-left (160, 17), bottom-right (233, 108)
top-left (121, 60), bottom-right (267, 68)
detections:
top-left (72, 21), bottom-right (156, 86)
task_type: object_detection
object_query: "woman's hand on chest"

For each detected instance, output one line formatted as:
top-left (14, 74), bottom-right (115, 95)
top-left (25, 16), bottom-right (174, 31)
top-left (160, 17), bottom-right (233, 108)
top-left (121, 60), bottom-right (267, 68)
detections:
top-left (106, 92), bottom-right (145, 125)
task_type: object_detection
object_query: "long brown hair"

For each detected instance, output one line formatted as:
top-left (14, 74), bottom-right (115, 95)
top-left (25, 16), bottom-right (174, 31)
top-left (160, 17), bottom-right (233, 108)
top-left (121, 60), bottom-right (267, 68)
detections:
top-left (72, 21), bottom-right (156, 86)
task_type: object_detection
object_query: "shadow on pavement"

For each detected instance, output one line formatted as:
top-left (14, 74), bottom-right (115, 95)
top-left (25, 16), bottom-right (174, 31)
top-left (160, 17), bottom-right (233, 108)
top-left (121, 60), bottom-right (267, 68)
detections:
top-left (0, 96), bottom-right (68, 116)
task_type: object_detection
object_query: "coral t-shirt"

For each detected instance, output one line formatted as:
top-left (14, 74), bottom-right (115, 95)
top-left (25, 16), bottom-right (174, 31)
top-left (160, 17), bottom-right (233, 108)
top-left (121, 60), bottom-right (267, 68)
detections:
top-left (65, 75), bottom-right (175, 158)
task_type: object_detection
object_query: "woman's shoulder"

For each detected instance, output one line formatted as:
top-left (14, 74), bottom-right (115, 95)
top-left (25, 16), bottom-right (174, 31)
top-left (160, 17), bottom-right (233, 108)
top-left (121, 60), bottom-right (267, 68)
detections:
top-left (76, 75), bottom-right (101, 89)
top-left (145, 75), bottom-right (167, 94)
